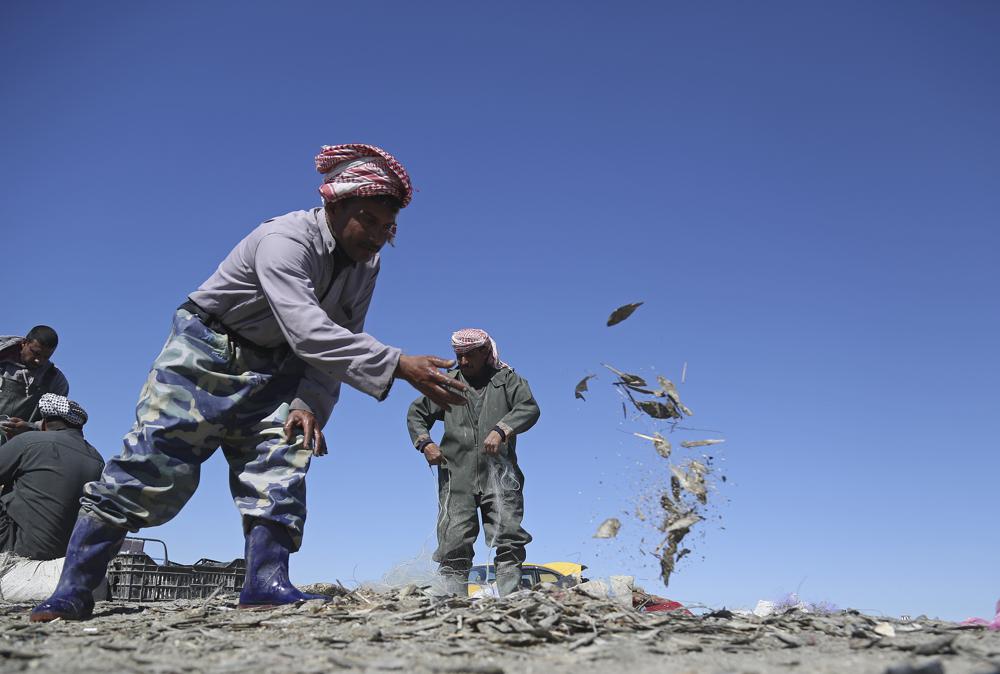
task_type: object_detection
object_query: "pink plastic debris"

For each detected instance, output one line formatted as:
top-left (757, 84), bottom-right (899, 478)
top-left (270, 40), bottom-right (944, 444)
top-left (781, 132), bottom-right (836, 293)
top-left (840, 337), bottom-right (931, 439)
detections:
top-left (961, 598), bottom-right (1000, 630)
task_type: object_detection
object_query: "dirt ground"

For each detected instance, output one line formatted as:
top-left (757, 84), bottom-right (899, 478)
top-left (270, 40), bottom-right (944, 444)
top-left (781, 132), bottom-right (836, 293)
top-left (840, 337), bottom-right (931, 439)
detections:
top-left (1, 586), bottom-right (998, 674)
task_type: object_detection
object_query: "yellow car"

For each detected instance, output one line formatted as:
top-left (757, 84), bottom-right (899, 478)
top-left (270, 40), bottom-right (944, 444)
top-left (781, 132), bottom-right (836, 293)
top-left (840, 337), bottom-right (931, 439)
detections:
top-left (466, 562), bottom-right (587, 596)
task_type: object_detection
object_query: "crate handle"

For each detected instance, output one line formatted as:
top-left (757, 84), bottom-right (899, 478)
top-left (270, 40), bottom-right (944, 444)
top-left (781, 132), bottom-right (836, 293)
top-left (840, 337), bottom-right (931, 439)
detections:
top-left (122, 536), bottom-right (170, 565)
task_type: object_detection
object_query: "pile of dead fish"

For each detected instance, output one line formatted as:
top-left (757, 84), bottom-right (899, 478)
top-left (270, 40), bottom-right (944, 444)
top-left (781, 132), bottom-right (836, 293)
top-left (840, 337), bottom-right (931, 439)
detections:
top-left (2, 587), bottom-right (999, 674)
top-left (580, 302), bottom-right (726, 587)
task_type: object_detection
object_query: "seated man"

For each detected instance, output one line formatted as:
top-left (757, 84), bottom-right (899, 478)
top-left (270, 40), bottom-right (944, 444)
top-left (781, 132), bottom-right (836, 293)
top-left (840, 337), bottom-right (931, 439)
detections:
top-left (0, 394), bottom-right (104, 561)
top-left (406, 328), bottom-right (540, 597)
top-left (0, 326), bottom-right (70, 442)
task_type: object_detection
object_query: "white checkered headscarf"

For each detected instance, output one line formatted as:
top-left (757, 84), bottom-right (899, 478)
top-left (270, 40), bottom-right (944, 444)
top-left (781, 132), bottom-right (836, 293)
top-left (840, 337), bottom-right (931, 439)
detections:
top-left (38, 393), bottom-right (88, 426)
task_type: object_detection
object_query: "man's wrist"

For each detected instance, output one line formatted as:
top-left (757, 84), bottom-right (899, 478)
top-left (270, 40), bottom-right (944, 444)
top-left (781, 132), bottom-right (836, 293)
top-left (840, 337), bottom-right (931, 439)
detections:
top-left (416, 436), bottom-right (434, 452)
top-left (492, 426), bottom-right (507, 442)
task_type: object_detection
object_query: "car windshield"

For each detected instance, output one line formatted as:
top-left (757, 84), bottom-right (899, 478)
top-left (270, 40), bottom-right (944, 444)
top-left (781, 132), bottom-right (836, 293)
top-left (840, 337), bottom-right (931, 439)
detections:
top-left (468, 566), bottom-right (494, 583)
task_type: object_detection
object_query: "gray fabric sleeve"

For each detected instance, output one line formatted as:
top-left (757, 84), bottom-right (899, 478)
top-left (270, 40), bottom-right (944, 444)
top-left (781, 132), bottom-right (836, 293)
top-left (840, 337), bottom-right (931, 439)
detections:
top-left (406, 395), bottom-right (444, 448)
top-left (289, 371), bottom-right (341, 428)
top-left (254, 233), bottom-right (401, 402)
top-left (290, 260), bottom-right (382, 426)
top-left (496, 375), bottom-right (541, 438)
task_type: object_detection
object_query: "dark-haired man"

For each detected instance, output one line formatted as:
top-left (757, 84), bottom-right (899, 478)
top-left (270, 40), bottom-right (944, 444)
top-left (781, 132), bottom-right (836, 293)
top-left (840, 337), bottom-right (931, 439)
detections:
top-left (407, 328), bottom-right (540, 597)
top-left (0, 326), bottom-right (70, 441)
top-left (0, 394), bottom-right (104, 561)
top-left (32, 144), bottom-right (468, 622)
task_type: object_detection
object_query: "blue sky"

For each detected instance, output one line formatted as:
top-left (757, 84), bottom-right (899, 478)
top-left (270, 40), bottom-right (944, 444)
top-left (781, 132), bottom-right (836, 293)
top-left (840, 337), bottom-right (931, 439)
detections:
top-left (2, 1), bottom-right (997, 621)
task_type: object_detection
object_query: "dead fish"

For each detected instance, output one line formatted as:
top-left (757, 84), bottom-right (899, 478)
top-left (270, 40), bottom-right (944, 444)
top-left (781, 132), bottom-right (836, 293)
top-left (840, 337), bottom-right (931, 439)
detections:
top-left (679, 439), bottom-right (725, 448)
top-left (603, 363), bottom-right (648, 388)
top-left (574, 375), bottom-right (597, 400)
top-left (681, 361), bottom-right (687, 384)
top-left (656, 376), bottom-right (693, 416)
top-left (593, 518), bottom-right (621, 538)
top-left (670, 462), bottom-right (707, 503)
top-left (607, 302), bottom-right (643, 326)
top-left (666, 513), bottom-right (702, 533)
top-left (634, 432), bottom-right (671, 459)
top-left (634, 400), bottom-right (680, 419)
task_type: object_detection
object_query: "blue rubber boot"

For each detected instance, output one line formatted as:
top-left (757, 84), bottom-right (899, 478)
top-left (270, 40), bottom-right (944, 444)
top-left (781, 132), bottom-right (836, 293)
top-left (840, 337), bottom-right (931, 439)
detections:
top-left (30, 514), bottom-right (127, 622)
top-left (237, 520), bottom-right (328, 608)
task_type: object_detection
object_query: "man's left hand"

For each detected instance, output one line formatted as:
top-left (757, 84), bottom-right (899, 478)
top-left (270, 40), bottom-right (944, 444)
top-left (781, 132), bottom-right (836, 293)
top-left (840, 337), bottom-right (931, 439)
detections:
top-left (284, 410), bottom-right (327, 457)
top-left (483, 429), bottom-right (503, 455)
top-left (1, 417), bottom-right (31, 437)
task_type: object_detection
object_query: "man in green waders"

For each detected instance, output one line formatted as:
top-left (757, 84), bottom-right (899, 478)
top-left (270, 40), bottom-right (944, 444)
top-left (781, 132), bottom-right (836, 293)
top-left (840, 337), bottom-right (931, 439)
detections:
top-left (407, 328), bottom-right (540, 597)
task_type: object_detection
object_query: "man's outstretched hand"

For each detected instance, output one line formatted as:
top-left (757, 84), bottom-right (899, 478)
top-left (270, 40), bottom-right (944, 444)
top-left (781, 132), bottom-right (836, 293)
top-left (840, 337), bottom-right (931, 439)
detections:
top-left (395, 355), bottom-right (467, 410)
top-left (284, 409), bottom-right (327, 457)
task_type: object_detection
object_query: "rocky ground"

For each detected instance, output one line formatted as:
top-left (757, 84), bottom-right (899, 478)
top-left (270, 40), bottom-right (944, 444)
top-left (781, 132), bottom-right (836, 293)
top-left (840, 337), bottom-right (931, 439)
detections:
top-left (1, 585), bottom-right (998, 674)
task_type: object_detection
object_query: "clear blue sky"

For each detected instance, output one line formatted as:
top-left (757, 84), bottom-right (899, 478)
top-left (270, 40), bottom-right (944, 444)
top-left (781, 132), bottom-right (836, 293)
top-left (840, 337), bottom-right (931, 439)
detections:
top-left (2, 2), bottom-right (997, 622)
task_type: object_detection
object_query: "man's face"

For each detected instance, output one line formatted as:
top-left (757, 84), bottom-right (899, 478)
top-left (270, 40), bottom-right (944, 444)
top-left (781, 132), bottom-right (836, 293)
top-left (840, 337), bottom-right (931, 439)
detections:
top-left (19, 339), bottom-right (54, 370)
top-left (325, 198), bottom-right (399, 263)
top-left (457, 345), bottom-right (491, 379)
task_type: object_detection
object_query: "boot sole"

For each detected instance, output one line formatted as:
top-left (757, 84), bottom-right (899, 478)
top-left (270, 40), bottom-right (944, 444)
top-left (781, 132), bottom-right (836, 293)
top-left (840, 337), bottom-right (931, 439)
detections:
top-left (30, 610), bottom-right (90, 623)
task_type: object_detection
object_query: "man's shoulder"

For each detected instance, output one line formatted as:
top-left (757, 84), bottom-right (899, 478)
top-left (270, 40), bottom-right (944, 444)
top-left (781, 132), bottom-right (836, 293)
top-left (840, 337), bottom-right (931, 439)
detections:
top-left (44, 431), bottom-right (103, 461)
top-left (3, 430), bottom-right (51, 453)
top-left (45, 365), bottom-right (69, 391)
top-left (256, 208), bottom-right (322, 236)
top-left (0, 336), bottom-right (22, 350)
top-left (492, 367), bottom-right (526, 385)
top-left (0, 336), bottom-right (22, 360)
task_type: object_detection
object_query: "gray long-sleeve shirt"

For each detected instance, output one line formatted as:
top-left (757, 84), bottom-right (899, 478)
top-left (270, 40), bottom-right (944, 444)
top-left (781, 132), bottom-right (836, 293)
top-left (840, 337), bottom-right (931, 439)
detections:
top-left (188, 207), bottom-right (401, 426)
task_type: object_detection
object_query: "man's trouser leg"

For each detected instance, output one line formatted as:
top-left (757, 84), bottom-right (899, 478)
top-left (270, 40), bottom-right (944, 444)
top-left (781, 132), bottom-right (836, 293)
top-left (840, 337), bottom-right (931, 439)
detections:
top-left (0, 508), bottom-right (18, 555)
top-left (33, 309), bottom-right (277, 621)
top-left (222, 380), bottom-right (327, 606)
top-left (80, 309), bottom-right (276, 529)
top-left (481, 460), bottom-right (532, 597)
top-left (433, 467), bottom-right (479, 596)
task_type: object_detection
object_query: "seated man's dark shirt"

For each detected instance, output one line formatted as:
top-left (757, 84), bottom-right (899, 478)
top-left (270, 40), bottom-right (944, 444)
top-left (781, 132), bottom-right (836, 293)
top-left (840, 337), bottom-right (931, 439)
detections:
top-left (0, 429), bottom-right (104, 560)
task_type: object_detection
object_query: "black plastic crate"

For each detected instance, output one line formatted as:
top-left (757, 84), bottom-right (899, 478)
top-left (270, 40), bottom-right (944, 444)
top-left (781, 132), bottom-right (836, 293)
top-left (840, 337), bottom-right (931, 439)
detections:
top-left (107, 537), bottom-right (245, 601)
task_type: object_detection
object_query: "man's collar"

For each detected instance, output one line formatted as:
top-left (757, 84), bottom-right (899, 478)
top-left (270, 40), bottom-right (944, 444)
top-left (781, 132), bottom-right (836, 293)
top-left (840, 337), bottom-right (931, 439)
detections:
top-left (318, 206), bottom-right (337, 256)
top-left (319, 206), bottom-right (357, 268)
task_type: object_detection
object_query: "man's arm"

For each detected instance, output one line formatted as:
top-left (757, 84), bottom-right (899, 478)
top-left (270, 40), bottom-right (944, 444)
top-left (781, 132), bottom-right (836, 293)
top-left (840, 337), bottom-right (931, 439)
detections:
top-left (495, 375), bottom-right (541, 440)
top-left (406, 395), bottom-right (444, 448)
top-left (256, 234), bottom-right (465, 412)
top-left (256, 234), bottom-right (401, 400)
top-left (407, 395), bottom-right (446, 465)
top-left (287, 260), bottom-right (376, 433)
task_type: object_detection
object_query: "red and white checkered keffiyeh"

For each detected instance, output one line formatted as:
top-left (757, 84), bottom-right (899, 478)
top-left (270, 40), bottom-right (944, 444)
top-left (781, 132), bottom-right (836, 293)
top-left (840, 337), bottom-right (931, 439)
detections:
top-left (451, 328), bottom-right (509, 370)
top-left (315, 144), bottom-right (413, 208)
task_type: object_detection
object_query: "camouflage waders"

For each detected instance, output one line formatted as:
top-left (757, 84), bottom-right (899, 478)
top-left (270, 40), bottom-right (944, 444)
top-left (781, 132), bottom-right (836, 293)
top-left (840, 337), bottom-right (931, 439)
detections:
top-left (82, 308), bottom-right (315, 549)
